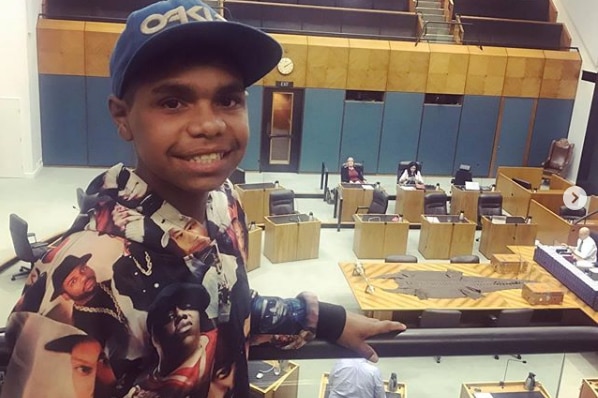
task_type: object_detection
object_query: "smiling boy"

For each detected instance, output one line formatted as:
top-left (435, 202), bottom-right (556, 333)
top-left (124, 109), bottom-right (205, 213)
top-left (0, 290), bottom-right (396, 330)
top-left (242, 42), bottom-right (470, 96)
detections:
top-left (3, 0), bottom-right (405, 396)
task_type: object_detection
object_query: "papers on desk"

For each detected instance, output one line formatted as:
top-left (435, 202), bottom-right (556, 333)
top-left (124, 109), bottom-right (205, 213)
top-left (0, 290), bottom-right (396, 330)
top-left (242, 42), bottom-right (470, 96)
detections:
top-left (465, 181), bottom-right (480, 190)
top-left (400, 185), bottom-right (416, 191)
top-left (363, 184), bottom-right (374, 190)
top-left (576, 260), bottom-right (595, 270)
top-left (473, 393), bottom-right (493, 398)
top-left (426, 216), bottom-right (440, 223)
top-left (491, 216), bottom-right (507, 224)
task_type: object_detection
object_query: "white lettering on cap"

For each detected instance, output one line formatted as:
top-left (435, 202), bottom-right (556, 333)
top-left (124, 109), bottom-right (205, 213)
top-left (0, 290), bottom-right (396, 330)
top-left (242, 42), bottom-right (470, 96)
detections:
top-left (140, 5), bottom-right (226, 35)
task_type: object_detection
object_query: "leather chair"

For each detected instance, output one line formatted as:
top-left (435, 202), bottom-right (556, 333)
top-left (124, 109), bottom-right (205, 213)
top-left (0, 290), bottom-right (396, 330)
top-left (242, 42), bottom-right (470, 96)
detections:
top-left (423, 192), bottom-right (448, 215)
top-left (541, 138), bottom-right (574, 179)
top-left (559, 205), bottom-right (586, 222)
top-left (419, 309), bottom-right (462, 363)
top-left (385, 254), bottom-right (418, 263)
top-left (490, 308), bottom-right (533, 359)
top-left (9, 213), bottom-right (49, 281)
top-left (450, 255), bottom-right (480, 264)
top-left (451, 165), bottom-right (473, 186)
top-left (478, 193), bottom-right (503, 223)
top-left (356, 188), bottom-right (389, 214)
top-left (269, 189), bottom-right (297, 216)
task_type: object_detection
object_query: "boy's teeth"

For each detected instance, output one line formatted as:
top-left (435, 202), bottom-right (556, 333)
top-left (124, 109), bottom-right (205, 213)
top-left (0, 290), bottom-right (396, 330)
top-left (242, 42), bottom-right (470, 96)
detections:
top-left (189, 153), bottom-right (221, 163)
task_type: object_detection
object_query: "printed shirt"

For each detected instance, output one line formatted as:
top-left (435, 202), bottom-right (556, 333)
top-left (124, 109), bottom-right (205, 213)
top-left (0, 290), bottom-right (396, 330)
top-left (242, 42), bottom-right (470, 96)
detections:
top-left (2, 164), bottom-right (332, 398)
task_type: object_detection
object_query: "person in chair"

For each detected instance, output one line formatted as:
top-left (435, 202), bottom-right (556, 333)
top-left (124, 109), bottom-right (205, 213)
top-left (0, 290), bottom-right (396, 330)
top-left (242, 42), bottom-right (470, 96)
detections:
top-left (341, 157), bottom-right (366, 183)
top-left (399, 161), bottom-right (424, 187)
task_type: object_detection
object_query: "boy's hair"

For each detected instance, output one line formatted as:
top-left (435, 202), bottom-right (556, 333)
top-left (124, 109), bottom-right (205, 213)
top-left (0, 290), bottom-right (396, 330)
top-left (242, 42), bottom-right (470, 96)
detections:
top-left (110, 0), bottom-right (282, 99)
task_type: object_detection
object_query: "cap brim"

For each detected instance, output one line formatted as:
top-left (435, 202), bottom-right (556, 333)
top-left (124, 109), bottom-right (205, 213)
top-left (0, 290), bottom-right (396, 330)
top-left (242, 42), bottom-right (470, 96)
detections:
top-left (118, 21), bottom-right (282, 97)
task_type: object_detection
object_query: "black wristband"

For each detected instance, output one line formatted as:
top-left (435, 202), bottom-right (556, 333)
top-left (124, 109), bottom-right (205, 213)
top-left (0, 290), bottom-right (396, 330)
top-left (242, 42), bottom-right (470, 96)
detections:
top-left (316, 302), bottom-right (346, 342)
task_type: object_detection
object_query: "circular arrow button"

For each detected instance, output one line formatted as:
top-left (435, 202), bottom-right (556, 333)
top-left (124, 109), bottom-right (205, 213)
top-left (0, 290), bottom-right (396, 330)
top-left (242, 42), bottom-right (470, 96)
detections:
top-left (563, 186), bottom-right (588, 211)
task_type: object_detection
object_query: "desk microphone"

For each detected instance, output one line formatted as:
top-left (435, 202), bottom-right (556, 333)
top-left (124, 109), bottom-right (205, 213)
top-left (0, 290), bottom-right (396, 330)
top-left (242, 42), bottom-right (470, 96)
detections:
top-left (500, 358), bottom-right (527, 388)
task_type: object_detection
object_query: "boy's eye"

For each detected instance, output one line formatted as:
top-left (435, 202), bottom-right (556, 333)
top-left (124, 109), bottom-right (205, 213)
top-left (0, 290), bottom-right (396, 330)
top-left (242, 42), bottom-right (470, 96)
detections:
top-left (217, 94), bottom-right (245, 109)
top-left (74, 365), bottom-right (94, 376)
top-left (160, 98), bottom-right (183, 109)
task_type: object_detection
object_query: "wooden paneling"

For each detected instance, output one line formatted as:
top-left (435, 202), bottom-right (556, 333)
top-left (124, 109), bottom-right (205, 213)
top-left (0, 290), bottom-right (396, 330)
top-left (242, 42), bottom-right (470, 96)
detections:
top-left (426, 43), bottom-right (470, 94)
top-left (305, 36), bottom-right (350, 89)
top-left (263, 34), bottom-right (308, 87)
top-left (503, 48), bottom-right (546, 98)
top-left (465, 46), bottom-right (507, 96)
top-left (527, 199), bottom-right (571, 245)
top-left (496, 166), bottom-right (544, 187)
top-left (549, 174), bottom-right (574, 190)
top-left (540, 50), bottom-right (581, 99)
top-left (387, 41), bottom-right (430, 92)
top-left (84, 22), bottom-right (123, 77)
top-left (346, 39), bottom-right (390, 90)
top-left (37, 19), bottom-right (85, 76)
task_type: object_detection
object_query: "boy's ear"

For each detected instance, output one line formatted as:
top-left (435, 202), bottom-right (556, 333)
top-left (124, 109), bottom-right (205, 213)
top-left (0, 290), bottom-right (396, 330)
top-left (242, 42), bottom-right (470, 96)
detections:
top-left (108, 95), bottom-right (133, 142)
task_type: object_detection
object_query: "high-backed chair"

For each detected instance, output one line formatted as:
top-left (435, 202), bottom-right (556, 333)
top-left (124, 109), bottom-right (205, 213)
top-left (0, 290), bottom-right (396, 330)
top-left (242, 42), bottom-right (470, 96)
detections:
top-left (490, 308), bottom-right (534, 359)
top-left (559, 205), bottom-right (586, 222)
top-left (9, 213), bottom-right (49, 281)
top-left (478, 193), bottom-right (503, 223)
top-left (541, 138), bottom-right (574, 179)
top-left (451, 165), bottom-right (473, 186)
top-left (419, 309), bottom-right (462, 363)
top-left (423, 192), bottom-right (448, 215)
top-left (385, 254), bottom-right (418, 263)
top-left (450, 255), bottom-right (480, 264)
top-left (269, 189), bottom-right (297, 216)
top-left (356, 188), bottom-right (389, 214)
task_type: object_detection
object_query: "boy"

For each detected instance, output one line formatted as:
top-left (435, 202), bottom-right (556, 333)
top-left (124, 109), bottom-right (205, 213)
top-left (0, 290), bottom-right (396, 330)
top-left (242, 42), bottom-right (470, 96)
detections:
top-left (2, 0), bottom-right (405, 396)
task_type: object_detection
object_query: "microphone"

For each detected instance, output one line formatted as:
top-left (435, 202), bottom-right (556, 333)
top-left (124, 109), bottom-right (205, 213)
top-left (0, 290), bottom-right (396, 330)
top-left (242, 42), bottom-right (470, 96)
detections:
top-left (500, 358), bottom-right (527, 388)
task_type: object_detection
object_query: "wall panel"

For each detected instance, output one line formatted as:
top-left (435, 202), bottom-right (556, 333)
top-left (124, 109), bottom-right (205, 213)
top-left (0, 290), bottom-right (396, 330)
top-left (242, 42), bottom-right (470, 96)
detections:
top-left (453, 95), bottom-right (501, 176)
top-left (240, 85), bottom-right (264, 171)
top-left (340, 101), bottom-right (384, 172)
top-left (378, 92), bottom-right (424, 174)
top-left (493, 97), bottom-right (535, 174)
top-left (40, 74), bottom-right (87, 165)
top-left (417, 104), bottom-right (462, 175)
top-left (528, 98), bottom-right (575, 167)
top-left (299, 88), bottom-right (345, 172)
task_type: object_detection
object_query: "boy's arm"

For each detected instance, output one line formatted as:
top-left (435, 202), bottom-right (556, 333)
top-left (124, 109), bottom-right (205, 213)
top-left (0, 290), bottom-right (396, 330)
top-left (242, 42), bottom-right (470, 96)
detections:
top-left (249, 291), bottom-right (406, 360)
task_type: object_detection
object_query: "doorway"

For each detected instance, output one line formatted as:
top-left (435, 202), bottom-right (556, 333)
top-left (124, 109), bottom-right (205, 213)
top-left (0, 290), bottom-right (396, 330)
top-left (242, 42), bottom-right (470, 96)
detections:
top-left (260, 88), bottom-right (304, 172)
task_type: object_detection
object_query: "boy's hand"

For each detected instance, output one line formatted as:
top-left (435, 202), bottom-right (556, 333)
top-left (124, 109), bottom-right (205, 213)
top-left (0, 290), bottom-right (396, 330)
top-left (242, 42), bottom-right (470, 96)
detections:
top-left (336, 312), bottom-right (406, 363)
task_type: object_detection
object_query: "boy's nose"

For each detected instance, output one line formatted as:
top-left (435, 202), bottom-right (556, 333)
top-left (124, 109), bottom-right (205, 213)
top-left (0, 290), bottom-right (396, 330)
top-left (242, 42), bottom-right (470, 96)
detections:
top-left (187, 109), bottom-right (226, 137)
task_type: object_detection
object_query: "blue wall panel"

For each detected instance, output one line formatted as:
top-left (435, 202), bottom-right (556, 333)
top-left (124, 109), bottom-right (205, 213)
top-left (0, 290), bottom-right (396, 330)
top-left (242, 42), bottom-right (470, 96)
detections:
top-left (417, 104), bottom-right (462, 175)
top-left (340, 101), bottom-right (384, 173)
top-left (493, 97), bottom-right (534, 174)
top-left (378, 92), bottom-right (424, 174)
top-left (86, 77), bottom-right (136, 167)
top-left (299, 88), bottom-right (345, 173)
top-left (528, 98), bottom-right (574, 167)
top-left (453, 95), bottom-right (500, 177)
top-left (40, 74), bottom-right (87, 166)
top-left (240, 85), bottom-right (263, 171)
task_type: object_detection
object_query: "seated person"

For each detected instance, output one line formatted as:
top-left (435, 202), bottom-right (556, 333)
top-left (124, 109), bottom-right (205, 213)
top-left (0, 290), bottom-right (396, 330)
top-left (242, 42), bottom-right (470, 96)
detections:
top-left (328, 358), bottom-right (386, 398)
top-left (562, 227), bottom-right (597, 263)
top-left (398, 161), bottom-right (424, 188)
top-left (340, 157), bottom-right (366, 183)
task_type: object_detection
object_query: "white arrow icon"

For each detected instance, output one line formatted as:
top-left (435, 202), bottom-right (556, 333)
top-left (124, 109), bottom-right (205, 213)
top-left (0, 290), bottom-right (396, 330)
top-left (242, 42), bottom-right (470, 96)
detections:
top-left (563, 186), bottom-right (588, 211)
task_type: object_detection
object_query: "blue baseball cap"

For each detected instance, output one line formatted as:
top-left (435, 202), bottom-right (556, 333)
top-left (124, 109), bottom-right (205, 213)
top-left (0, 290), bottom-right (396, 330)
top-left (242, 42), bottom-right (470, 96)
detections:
top-left (110, 0), bottom-right (282, 98)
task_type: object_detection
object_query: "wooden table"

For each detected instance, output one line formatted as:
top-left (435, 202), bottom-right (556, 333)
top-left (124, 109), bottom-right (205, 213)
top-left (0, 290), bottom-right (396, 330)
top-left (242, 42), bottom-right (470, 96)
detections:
top-left (461, 381), bottom-right (551, 398)
top-left (450, 185), bottom-right (486, 223)
top-left (318, 372), bottom-right (405, 398)
top-left (479, 216), bottom-right (538, 258)
top-left (235, 182), bottom-right (283, 224)
top-left (249, 360), bottom-right (300, 398)
top-left (579, 379), bottom-right (598, 398)
top-left (337, 183), bottom-right (375, 222)
top-left (247, 226), bottom-right (263, 271)
top-left (338, 253), bottom-right (582, 321)
top-left (263, 214), bottom-right (321, 263)
top-left (353, 214), bottom-right (409, 259)
top-left (418, 215), bottom-right (476, 259)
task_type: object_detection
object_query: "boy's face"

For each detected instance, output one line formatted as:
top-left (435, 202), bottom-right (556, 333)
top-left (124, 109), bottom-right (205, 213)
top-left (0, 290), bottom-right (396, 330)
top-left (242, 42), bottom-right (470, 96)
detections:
top-left (111, 62), bottom-right (249, 197)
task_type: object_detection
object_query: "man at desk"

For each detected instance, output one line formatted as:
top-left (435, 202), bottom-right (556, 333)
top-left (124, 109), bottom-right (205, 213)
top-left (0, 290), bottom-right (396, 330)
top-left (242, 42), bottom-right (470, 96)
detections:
top-left (328, 358), bottom-right (385, 398)
top-left (341, 157), bottom-right (366, 183)
top-left (398, 161), bottom-right (424, 189)
top-left (564, 227), bottom-right (597, 262)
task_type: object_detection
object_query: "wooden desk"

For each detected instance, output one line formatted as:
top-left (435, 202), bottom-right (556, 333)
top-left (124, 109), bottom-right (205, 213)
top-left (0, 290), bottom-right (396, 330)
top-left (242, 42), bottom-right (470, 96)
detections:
top-left (263, 214), bottom-right (321, 263)
top-left (418, 215), bottom-right (476, 259)
top-left (318, 372), bottom-right (405, 398)
top-left (247, 226), bottom-right (263, 271)
top-left (496, 166), bottom-right (544, 188)
top-left (496, 172), bottom-right (566, 216)
top-left (339, 257), bottom-right (582, 321)
top-left (249, 360), bottom-right (299, 398)
top-left (337, 183), bottom-right (375, 222)
top-left (236, 182), bottom-right (283, 224)
top-left (353, 214), bottom-right (409, 259)
top-left (450, 185), bottom-right (485, 222)
top-left (479, 216), bottom-right (538, 258)
top-left (461, 381), bottom-right (551, 398)
top-left (579, 379), bottom-right (598, 398)
top-left (527, 200), bottom-right (598, 246)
